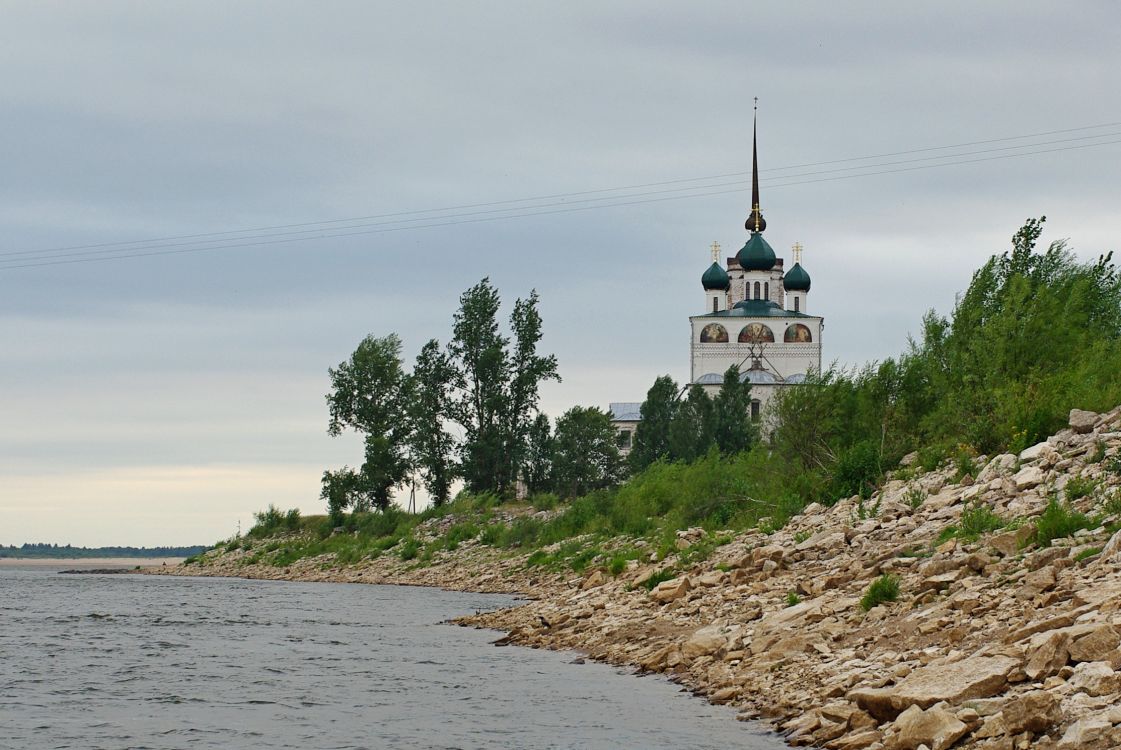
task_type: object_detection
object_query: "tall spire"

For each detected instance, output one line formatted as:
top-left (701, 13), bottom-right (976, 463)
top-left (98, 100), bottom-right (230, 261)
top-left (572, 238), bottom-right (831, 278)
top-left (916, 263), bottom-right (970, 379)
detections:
top-left (745, 97), bottom-right (766, 234)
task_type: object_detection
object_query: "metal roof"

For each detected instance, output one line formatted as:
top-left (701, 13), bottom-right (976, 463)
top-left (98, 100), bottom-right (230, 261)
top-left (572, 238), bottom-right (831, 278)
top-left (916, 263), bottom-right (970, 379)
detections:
top-left (608, 402), bottom-right (643, 421)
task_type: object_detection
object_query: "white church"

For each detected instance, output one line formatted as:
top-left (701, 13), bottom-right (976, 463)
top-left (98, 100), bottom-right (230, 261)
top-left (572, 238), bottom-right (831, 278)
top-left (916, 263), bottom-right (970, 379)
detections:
top-left (611, 116), bottom-right (823, 449)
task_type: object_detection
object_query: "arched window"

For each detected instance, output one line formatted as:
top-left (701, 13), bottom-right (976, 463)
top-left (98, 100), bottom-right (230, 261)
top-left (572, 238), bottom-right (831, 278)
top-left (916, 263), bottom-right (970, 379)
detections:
top-left (738, 323), bottom-right (775, 343)
top-left (784, 323), bottom-right (812, 343)
top-left (753, 281), bottom-right (761, 299)
top-left (712, 297), bottom-right (718, 313)
top-left (764, 282), bottom-right (769, 300)
top-left (750, 400), bottom-right (761, 422)
top-left (699, 323), bottom-right (729, 343)
top-left (794, 297), bottom-right (800, 312)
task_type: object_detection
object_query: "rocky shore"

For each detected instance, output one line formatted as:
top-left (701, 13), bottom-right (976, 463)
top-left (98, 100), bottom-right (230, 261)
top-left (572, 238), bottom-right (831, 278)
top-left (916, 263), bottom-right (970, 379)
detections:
top-left (154, 407), bottom-right (1121, 750)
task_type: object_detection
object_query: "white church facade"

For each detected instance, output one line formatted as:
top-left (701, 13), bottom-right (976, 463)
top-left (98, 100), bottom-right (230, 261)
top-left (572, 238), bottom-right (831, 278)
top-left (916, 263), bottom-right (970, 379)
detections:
top-left (611, 114), bottom-right (822, 448)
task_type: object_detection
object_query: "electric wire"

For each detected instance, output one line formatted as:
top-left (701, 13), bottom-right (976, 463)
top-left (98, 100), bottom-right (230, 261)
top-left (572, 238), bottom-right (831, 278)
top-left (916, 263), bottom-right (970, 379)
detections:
top-left (2, 126), bottom-right (1119, 271)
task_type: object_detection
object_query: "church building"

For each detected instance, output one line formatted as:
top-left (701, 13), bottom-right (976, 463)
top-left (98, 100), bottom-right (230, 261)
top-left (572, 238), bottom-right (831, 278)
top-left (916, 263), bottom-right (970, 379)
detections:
top-left (611, 113), bottom-right (823, 450)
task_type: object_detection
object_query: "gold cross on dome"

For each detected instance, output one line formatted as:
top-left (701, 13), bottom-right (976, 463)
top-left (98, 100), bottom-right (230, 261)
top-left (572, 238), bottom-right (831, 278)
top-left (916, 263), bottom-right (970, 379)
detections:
top-left (710, 241), bottom-right (721, 262)
top-left (792, 242), bottom-right (803, 264)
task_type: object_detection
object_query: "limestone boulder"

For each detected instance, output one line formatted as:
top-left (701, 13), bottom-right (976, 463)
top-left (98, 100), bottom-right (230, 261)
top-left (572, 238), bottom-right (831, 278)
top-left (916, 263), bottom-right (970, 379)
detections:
top-left (1069, 408), bottom-right (1101, 434)
top-left (682, 624), bottom-right (728, 659)
top-left (1013, 465), bottom-right (1045, 490)
top-left (649, 576), bottom-right (691, 603)
top-left (988, 524), bottom-right (1035, 557)
top-left (849, 656), bottom-right (1019, 720)
top-left (1001, 690), bottom-right (1062, 734)
top-left (796, 530), bottom-right (847, 555)
top-left (580, 570), bottom-right (605, 590)
top-left (751, 544), bottom-right (785, 566)
top-left (1068, 661), bottom-right (1121, 697)
top-left (885, 704), bottom-right (970, 750)
top-left (976, 453), bottom-right (1017, 483)
top-left (1024, 628), bottom-right (1071, 679)
top-left (1096, 528), bottom-right (1121, 565)
top-left (1068, 624), bottom-right (1120, 663)
top-left (1057, 714), bottom-right (1113, 749)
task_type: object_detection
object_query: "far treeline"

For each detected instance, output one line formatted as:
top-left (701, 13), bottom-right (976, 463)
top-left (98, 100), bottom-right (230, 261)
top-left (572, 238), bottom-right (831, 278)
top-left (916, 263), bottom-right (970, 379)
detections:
top-left (1, 543), bottom-right (208, 559)
top-left (280, 218), bottom-right (1120, 542)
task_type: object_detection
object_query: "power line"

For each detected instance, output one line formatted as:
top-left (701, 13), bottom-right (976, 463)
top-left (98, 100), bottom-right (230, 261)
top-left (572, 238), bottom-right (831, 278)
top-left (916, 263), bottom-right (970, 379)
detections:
top-left (2, 131), bottom-right (1119, 272)
top-left (8, 128), bottom-right (1120, 266)
top-left (5, 120), bottom-right (1118, 261)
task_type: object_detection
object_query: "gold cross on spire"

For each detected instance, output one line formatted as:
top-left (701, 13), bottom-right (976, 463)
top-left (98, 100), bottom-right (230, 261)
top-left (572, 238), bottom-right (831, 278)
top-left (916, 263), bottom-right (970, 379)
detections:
top-left (792, 242), bottom-right (803, 264)
top-left (710, 241), bottom-right (721, 262)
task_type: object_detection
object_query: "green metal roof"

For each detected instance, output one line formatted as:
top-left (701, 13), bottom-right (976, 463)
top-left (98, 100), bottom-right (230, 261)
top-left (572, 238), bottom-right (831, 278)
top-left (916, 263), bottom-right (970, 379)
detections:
top-left (701, 261), bottom-right (730, 291)
top-left (736, 233), bottom-right (776, 271)
top-left (694, 298), bottom-right (816, 319)
top-left (783, 262), bottom-right (811, 291)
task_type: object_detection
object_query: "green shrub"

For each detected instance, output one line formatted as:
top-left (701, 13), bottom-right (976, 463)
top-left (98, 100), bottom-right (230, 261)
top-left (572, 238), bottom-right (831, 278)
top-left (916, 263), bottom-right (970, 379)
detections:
top-left (958, 502), bottom-right (1005, 541)
top-left (1065, 475), bottom-right (1099, 501)
top-left (831, 440), bottom-right (882, 500)
top-left (1035, 495), bottom-right (1093, 547)
top-left (904, 485), bottom-right (926, 510)
top-left (503, 517), bottom-right (544, 548)
top-left (953, 447), bottom-right (977, 482)
top-left (784, 591), bottom-right (802, 607)
top-left (529, 493), bottom-right (560, 511)
top-left (1074, 546), bottom-right (1102, 562)
top-left (1090, 441), bottom-right (1106, 464)
top-left (642, 568), bottom-right (677, 591)
top-left (526, 550), bottom-right (550, 567)
top-left (398, 538), bottom-right (420, 561)
top-left (861, 574), bottom-right (900, 611)
top-left (248, 505), bottom-right (287, 538)
top-left (442, 522), bottom-right (480, 551)
top-left (1102, 491), bottom-right (1121, 517)
top-left (478, 524), bottom-right (506, 546)
top-left (917, 444), bottom-right (949, 473)
top-left (608, 556), bottom-right (628, 576)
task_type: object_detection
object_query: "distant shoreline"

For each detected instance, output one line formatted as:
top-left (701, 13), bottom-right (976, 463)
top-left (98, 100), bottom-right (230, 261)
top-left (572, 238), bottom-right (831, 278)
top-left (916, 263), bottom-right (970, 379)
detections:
top-left (0, 557), bottom-right (186, 567)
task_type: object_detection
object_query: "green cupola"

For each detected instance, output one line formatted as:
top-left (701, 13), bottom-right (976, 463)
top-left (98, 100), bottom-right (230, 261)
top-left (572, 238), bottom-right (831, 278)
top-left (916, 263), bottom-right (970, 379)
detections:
top-left (783, 262), bottom-right (811, 291)
top-left (737, 233), bottom-right (776, 271)
top-left (702, 261), bottom-right (730, 291)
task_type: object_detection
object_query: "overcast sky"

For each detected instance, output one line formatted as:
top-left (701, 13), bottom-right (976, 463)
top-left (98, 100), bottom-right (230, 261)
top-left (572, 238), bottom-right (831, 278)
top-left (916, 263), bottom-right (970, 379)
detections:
top-left (2, 2), bottom-right (1119, 546)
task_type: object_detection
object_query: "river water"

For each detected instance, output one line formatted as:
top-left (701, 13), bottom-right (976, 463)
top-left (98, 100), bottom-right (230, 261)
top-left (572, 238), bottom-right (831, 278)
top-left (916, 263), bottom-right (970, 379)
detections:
top-left (0, 566), bottom-right (784, 749)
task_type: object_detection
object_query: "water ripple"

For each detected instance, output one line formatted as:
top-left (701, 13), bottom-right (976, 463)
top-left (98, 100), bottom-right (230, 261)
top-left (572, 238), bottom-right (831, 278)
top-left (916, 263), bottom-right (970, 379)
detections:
top-left (0, 566), bottom-right (783, 749)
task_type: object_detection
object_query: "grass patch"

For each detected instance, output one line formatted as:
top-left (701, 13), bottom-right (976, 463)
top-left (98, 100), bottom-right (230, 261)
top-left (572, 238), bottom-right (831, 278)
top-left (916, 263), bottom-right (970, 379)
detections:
top-left (939, 502), bottom-right (1005, 544)
top-left (1065, 475), bottom-right (1100, 501)
top-left (861, 574), bottom-right (900, 611)
top-left (642, 568), bottom-right (677, 591)
top-left (904, 485), bottom-right (926, 510)
top-left (398, 538), bottom-right (420, 561)
top-left (1075, 546), bottom-right (1102, 562)
top-left (1035, 495), bottom-right (1093, 547)
top-left (784, 591), bottom-right (802, 607)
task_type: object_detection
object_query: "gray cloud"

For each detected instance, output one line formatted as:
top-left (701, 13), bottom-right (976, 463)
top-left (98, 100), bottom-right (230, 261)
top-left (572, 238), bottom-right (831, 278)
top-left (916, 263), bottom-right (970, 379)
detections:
top-left (1, 1), bottom-right (1118, 544)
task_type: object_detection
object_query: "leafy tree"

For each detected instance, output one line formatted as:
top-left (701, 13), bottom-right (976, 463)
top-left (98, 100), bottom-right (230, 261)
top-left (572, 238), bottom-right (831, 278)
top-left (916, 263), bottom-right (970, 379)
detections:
top-left (324, 334), bottom-right (412, 511)
top-left (630, 375), bottom-right (679, 471)
top-left (505, 291), bottom-right (560, 485)
top-left (772, 217), bottom-right (1121, 505)
top-left (448, 279), bottom-right (508, 494)
top-left (320, 467), bottom-right (361, 524)
top-left (551, 406), bottom-right (624, 497)
top-left (712, 365), bottom-right (756, 454)
top-left (408, 339), bottom-right (458, 506)
top-left (448, 279), bottom-right (559, 496)
top-left (524, 412), bottom-right (555, 494)
top-left (667, 384), bottom-right (716, 462)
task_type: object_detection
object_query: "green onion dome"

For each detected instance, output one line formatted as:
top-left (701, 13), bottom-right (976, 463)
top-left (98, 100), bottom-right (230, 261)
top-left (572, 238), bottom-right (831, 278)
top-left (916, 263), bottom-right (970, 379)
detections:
top-left (701, 261), bottom-right (730, 291)
top-left (736, 233), bottom-right (776, 272)
top-left (783, 262), bottom-right (811, 292)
